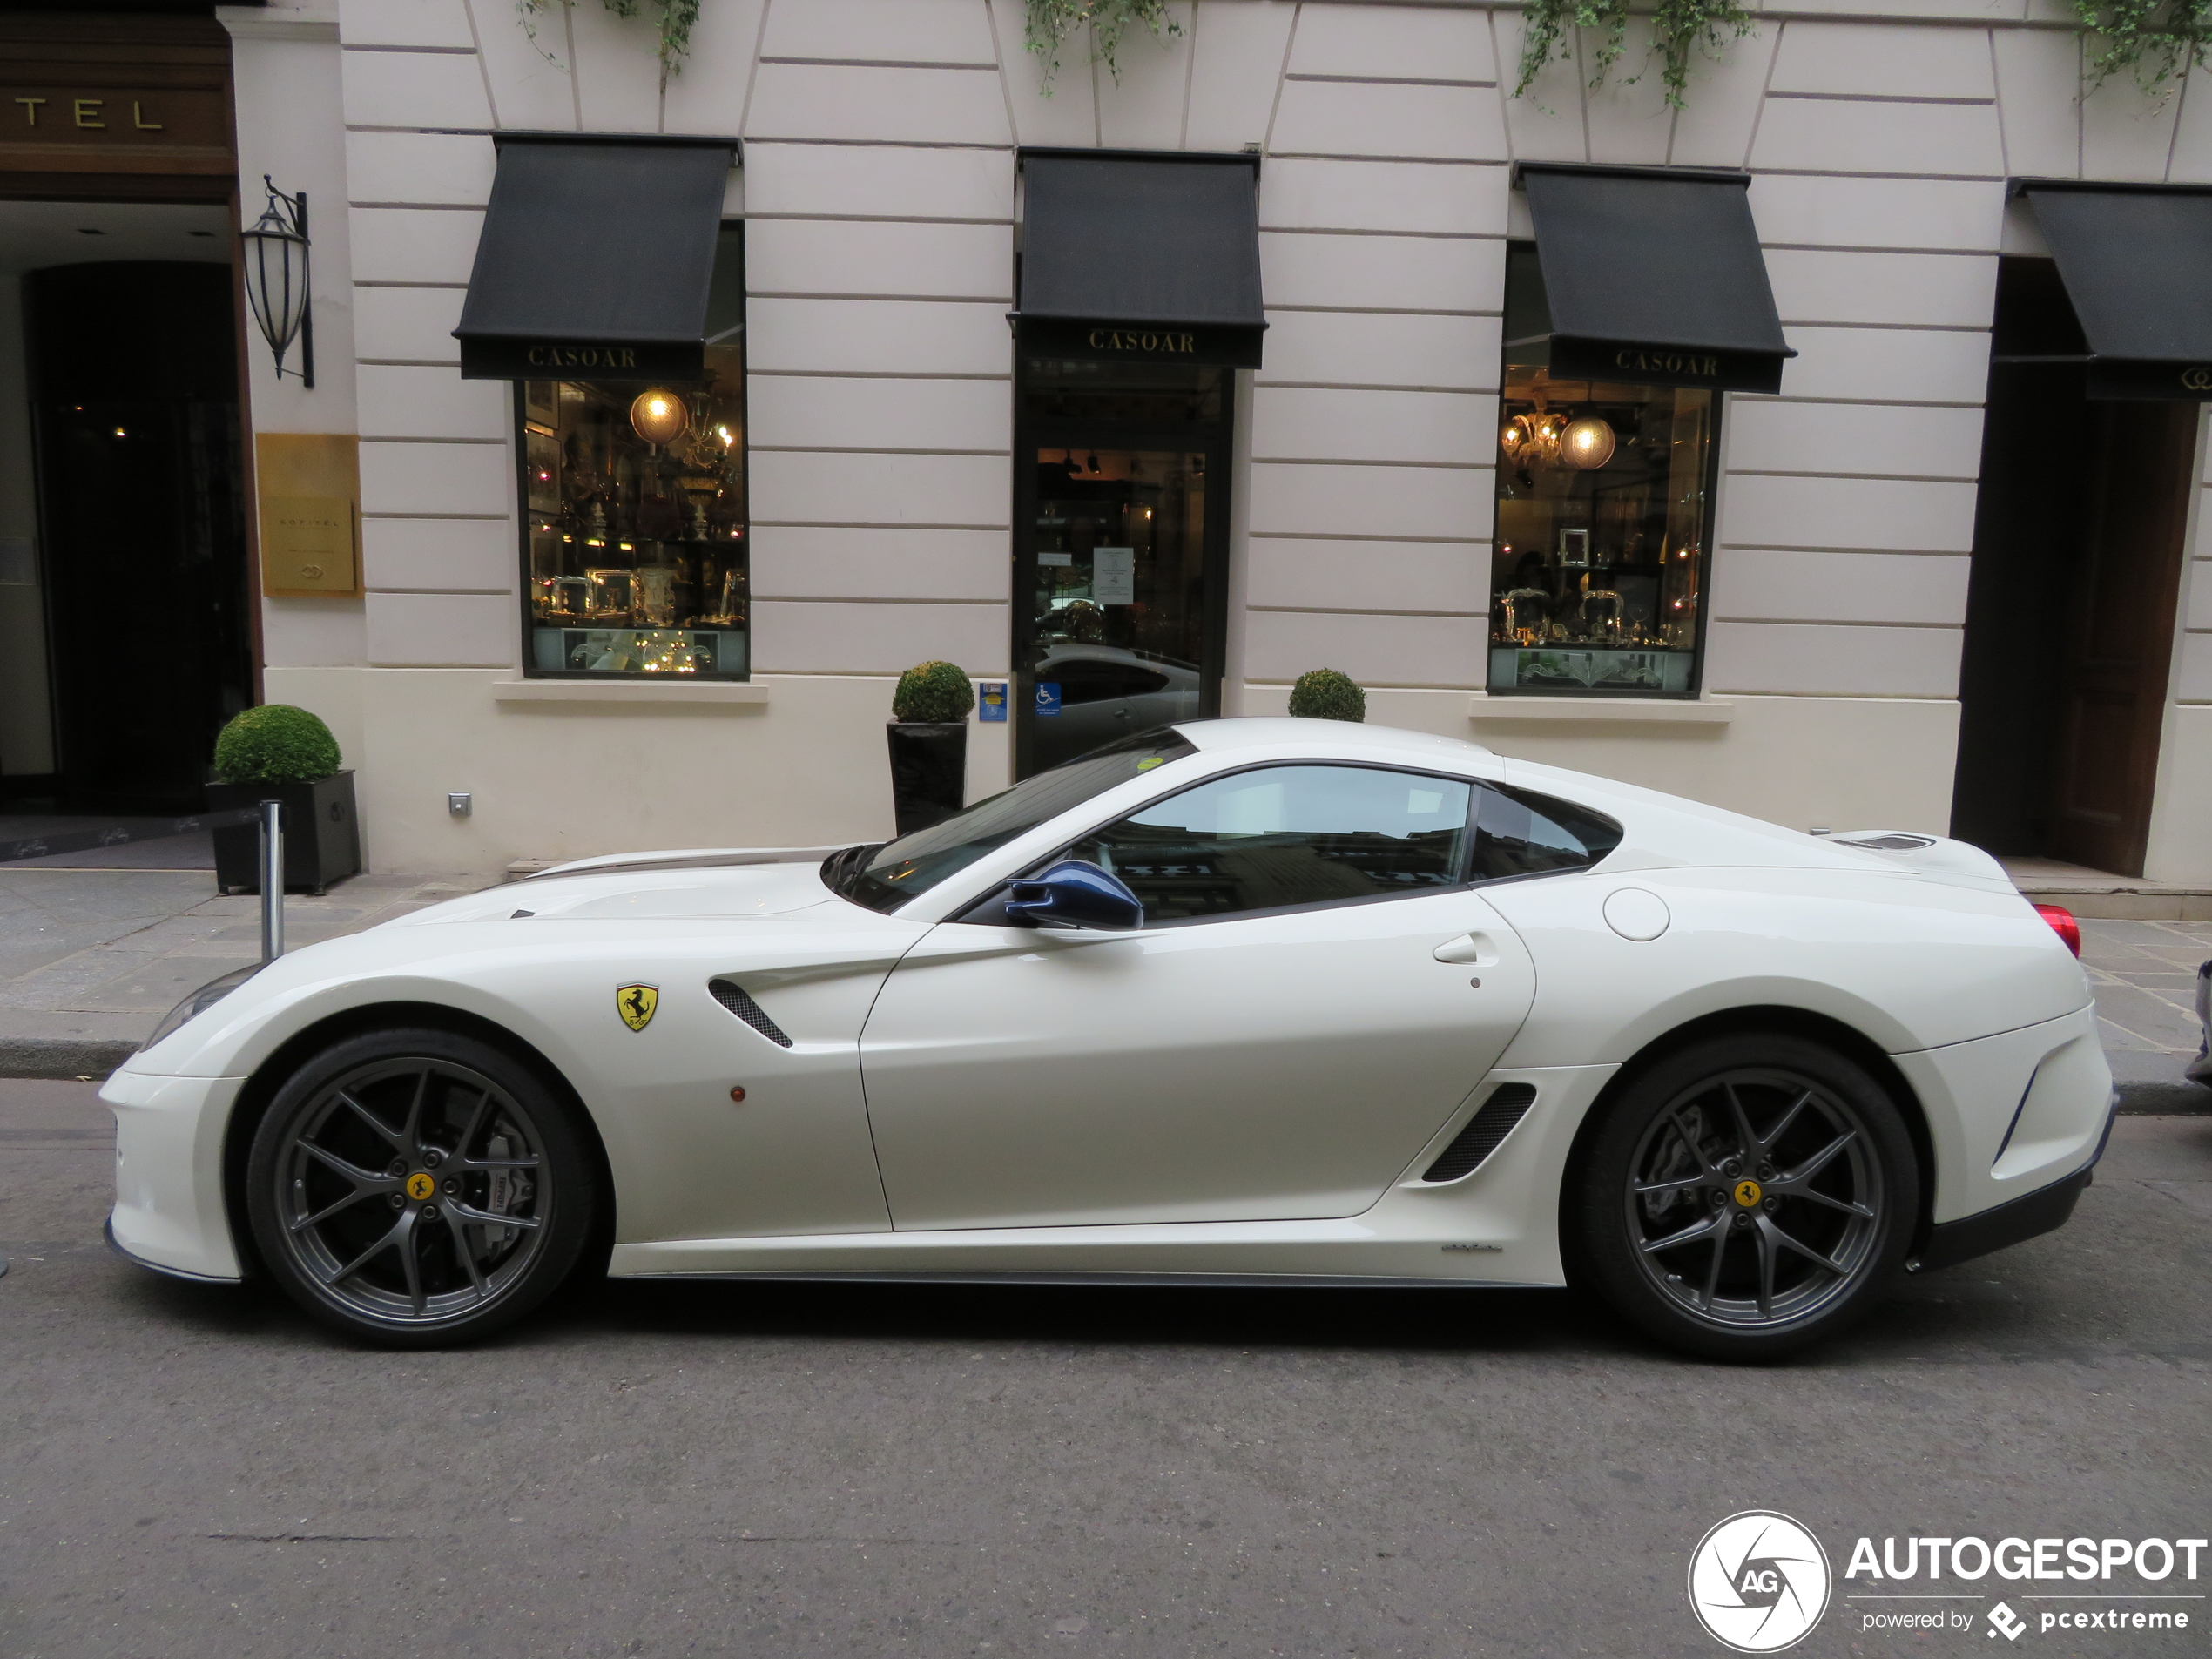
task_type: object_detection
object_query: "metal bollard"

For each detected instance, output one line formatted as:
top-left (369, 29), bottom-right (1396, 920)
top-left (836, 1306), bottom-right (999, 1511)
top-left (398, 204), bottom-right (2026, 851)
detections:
top-left (260, 799), bottom-right (284, 962)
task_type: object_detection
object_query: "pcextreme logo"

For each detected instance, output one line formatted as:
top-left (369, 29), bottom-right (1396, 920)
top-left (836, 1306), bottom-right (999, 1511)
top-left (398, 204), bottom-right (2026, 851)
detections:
top-left (1688, 1511), bottom-right (1833, 1653)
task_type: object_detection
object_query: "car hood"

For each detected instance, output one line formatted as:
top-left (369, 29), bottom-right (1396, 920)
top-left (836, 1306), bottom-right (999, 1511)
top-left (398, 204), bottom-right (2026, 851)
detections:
top-left (125, 855), bottom-right (922, 1079)
top-left (386, 853), bottom-right (846, 925)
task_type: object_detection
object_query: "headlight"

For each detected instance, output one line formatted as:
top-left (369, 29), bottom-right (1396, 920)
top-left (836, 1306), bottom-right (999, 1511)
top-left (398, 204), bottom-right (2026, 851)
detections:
top-left (145, 963), bottom-right (266, 1050)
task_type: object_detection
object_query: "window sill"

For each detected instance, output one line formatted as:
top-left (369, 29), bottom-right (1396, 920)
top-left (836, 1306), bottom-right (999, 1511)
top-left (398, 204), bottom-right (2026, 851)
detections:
top-left (492, 678), bottom-right (770, 705)
top-left (1468, 696), bottom-right (1733, 725)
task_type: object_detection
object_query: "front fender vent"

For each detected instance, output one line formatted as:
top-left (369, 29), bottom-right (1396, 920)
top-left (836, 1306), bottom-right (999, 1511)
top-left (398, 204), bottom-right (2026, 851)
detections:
top-left (1421, 1083), bottom-right (1538, 1183)
top-left (708, 979), bottom-right (793, 1048)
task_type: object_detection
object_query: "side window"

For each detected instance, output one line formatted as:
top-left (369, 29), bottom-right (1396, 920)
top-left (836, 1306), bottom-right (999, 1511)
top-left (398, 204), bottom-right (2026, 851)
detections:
top-left (1066, 765), bottom-right (1474, 922)
top-left (1470, 782), bottom-right (1622, 881)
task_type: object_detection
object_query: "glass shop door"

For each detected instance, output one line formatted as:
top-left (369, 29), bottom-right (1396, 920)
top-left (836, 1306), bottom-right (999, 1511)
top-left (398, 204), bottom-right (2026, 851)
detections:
top-left (1014, 362), bottom-right (1231, 779)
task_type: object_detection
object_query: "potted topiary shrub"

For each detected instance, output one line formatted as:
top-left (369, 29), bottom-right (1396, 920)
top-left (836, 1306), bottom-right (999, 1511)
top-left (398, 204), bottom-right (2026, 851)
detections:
top-left (206, 705), bottom-right (361, 894)
top-left (887, 661), bottom-right (974, 835)
top-left (1288, 668), bottom-right (1366, 723)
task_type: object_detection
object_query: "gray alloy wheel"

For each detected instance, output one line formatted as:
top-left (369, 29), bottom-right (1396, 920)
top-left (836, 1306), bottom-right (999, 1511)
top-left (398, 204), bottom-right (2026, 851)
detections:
top-left (1573, 1033), bottom-right (1918, 1361)
top-left (1625, 1068), bottom-right (1885, 1328)
top-left (246, 1030), bottom-right (593, 1345)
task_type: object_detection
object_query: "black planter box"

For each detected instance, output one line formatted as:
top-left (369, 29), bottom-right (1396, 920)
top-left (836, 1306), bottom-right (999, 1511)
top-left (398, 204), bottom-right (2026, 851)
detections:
top-left (886, 722), bottom-right (967, 836)
top-left (209, 772), bottom-right (361, 895)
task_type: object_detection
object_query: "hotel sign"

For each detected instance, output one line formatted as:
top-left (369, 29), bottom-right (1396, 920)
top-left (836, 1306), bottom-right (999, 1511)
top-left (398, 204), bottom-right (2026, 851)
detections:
top-left (2, 22), bottom-right (234, 183)
top-left (0, 78), bottom-right (233, 177)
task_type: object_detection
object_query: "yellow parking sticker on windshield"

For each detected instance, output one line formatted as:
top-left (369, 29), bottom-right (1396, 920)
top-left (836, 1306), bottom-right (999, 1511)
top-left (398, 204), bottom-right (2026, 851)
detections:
top-left (617, 984), bottom-right (659, 1031)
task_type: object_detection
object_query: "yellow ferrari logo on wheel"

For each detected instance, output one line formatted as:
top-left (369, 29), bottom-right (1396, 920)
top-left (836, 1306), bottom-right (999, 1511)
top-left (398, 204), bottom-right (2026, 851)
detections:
top-left (617, 983), bottom-right (659, 1032)
top-left (1734, 1178), bottom-right (1764, 1208)
top-left (405, 1172), bottom-right (435, 1201)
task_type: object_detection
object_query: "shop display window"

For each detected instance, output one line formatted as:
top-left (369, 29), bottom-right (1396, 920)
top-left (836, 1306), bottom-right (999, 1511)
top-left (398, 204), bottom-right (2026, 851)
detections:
top-left (1491, 249), bottom-right (1718, 697)
top-left (516, 236), bottom-right (747, 678)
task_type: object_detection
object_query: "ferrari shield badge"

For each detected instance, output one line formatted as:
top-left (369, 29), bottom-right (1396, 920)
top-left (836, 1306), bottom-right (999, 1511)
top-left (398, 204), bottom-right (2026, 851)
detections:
top-left (617, 984), bottom-right (659, 1032)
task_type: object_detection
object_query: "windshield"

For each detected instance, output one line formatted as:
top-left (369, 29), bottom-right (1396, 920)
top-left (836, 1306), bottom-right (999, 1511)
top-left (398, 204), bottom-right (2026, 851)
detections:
top-left (831, 730), bottom-right (1198, 914)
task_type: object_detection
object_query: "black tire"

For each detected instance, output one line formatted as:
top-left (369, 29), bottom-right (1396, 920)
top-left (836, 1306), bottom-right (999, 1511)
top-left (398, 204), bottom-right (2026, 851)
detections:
top-left (245, 1028), bottom-right (598, 1348)
top-left (1568, 1032), bottom-right (1919, 1362)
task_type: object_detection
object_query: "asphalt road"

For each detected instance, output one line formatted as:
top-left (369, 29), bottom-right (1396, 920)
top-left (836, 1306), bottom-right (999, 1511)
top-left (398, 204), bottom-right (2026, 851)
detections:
top-left (2, 1077), bottom-right (2207, 1659)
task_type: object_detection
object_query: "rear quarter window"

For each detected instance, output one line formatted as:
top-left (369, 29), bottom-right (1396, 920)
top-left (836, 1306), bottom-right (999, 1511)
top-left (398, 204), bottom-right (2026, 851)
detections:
top-left (1470, 783), bottom-right (1622, 880)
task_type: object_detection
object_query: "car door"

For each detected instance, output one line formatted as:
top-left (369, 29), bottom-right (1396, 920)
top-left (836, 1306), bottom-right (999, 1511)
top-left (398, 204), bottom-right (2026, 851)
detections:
top-left (857, 763), bottom-right (1540, 1230)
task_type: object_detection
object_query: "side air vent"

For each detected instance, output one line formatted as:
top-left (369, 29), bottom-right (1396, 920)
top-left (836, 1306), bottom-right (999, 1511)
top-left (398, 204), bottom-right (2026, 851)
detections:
top-left (708, 979), bottom-right (793, 1048)
top-left (1421, 1083), bottom-right (1538, 1183)
top-left (1835, 833), bottom-right (1937, 851)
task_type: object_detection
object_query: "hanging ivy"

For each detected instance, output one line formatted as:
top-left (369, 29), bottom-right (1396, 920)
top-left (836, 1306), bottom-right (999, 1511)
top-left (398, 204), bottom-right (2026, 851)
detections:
top-left (1514, 0), bottom-right (1757, 111)
top-left (2075, 0), bottom-right (2212, 95)
top-left (518, 0), bottom-right (701, 80)
top-left (1024, 0), bottom-right (1183, 91)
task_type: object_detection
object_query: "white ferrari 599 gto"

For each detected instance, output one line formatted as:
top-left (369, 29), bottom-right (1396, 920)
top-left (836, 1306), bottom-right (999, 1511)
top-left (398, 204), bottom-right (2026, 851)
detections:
top-left (102, 718), bottom-right (2112, 1359)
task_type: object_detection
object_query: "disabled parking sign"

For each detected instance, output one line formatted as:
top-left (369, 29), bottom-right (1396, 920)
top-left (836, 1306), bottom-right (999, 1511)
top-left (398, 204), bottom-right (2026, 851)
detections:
top-left (1035, 682), bottom-right (1062, 718)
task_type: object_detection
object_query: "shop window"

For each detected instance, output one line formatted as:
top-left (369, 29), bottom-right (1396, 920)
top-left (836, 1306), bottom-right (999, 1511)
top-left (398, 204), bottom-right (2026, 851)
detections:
top-left (1490, 246), bottom-right (1718, 697)
top-left (517, 226), bottom-right (747, 678)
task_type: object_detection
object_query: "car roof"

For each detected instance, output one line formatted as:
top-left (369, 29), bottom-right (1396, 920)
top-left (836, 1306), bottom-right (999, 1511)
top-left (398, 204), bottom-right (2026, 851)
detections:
top-left (1172, 717), bottom-right (1494, 764)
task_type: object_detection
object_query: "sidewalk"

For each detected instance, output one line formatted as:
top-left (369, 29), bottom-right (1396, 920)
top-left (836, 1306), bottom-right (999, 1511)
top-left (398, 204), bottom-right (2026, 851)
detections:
top-left (2080, 917), bottom-right (2210, 1110)
top-left (0, 867), bottom-right (2204, 1109)
top-left (0, 867), bottom-right (485, 1076)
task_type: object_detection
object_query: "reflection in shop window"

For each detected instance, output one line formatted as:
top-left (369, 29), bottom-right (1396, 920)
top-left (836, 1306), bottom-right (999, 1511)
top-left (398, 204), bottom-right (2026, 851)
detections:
top-left (519, 341), bottom-right (747, 678)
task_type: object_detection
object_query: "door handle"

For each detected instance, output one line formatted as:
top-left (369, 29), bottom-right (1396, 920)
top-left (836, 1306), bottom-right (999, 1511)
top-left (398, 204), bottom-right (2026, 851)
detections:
top-left (1433, 933), bottom-right (1499, 966)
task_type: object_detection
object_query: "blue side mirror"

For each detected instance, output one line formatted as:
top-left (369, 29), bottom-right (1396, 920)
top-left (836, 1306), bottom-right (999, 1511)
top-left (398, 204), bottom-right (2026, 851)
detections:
top-left (1004, 860), bottom-right (1144, 930)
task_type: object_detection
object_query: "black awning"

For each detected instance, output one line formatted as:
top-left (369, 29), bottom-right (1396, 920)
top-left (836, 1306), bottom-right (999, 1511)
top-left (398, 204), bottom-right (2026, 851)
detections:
top-left (1514, 163), bottom-right (1794, 395)
top-left (2016, 180), bottom-right (2212, 400)
top-left (456, 133), bottom-right (736, 381)
top-left (1015, 150), bottom-right (1264, 368)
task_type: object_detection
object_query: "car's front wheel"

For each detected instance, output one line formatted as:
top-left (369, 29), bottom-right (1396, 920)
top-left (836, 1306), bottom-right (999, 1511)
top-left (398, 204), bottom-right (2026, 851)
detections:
top-left (1570, 1033), bottom-right (1919, 1361)
top-left (245, 1028), bottom-right (597, 1347)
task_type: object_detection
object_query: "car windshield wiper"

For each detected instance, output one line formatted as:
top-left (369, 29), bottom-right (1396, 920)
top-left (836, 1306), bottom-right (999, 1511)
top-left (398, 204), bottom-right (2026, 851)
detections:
top-left (820, 842), bottom-right (885, 898)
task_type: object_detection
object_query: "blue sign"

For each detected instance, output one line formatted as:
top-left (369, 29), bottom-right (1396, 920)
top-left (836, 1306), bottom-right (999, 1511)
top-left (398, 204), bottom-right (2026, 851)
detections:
top-left (1035, 682), bottom-right (1062, 718)
top-left (978, 681), bottom-right (1008, 722)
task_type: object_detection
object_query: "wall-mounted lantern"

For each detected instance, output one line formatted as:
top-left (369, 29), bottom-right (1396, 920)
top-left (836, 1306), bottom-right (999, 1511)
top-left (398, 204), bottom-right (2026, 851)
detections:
top-left (239, 175), bottom-right (314, 388)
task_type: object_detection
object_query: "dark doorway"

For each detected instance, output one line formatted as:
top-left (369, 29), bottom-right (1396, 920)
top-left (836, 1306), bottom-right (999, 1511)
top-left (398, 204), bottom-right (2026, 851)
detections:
top-left (24, 260), bottom-right (251, 813)
top-left (1014, 359), bottom-right (1232, 779)
top-left (1951, 258), bottom-right (2196, 875)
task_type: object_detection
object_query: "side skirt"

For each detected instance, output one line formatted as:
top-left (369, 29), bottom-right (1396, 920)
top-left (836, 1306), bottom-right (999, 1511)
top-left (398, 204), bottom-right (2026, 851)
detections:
top-left (619, 1269), bottom-right (1554, 1291)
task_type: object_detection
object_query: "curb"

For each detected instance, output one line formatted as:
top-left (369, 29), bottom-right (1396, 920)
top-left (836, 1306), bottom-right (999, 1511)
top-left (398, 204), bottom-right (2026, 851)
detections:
top-left (0, 1038), bottom-right (140, 1082)
top-left (2115, 1078), bottom-right (2212, 1116)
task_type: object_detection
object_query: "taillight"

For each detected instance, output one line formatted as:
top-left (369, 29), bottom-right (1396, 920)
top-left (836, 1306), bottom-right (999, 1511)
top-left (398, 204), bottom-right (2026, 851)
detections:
top-left (2034, 903), bottom-right (2080, 956)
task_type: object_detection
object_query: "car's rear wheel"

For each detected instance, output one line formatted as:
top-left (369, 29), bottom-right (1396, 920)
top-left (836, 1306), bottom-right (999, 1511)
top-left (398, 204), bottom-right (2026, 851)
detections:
top-left (1570, 1033), bottom-right (1919, 1361)
top-left (245, 1028), bottom-right (596, 1347)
